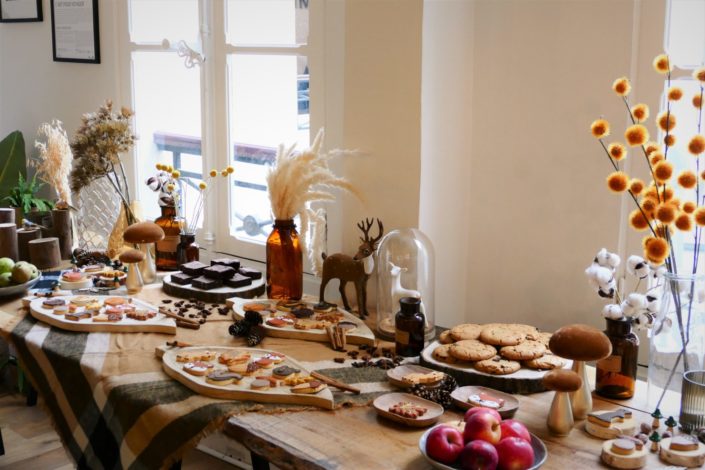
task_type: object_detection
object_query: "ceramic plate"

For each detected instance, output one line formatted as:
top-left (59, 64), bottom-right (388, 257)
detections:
top-left (0, 276), bottom-right (40, 298)
top-left (419, 424), bottom-right (548, 469)
top-left (387, 364), bottom-right (445, 388)
top-left (373, 392), bottom-right (444, 428)
top-left (450, 385), bottom-right (519, 419)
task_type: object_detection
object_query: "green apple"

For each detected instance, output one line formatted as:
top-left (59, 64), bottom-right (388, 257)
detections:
top-left (11, 262), bottom-right (34, 284)
top-left (0, 257), bottom-right (14, 274)
top-left (0, 272), bottom-right (11, 287)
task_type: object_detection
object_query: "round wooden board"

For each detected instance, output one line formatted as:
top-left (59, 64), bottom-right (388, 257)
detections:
top-left (162, 274), bottom-right (265, 303)
top-left (161, 346), bottom-right (335, 409)
top-left (29, 296), bottom-right (177, 335)
top-left (420, 340), bottom-right (572, 394)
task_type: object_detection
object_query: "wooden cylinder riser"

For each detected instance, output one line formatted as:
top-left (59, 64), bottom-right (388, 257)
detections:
top-left (0, 208), bottom-right (15, 224)
top-left (29, 237), bottom-right (61, 270)
top-left (17, 228), bottom-right (41, 262)
top-left (51, 209), bottom-right (72, 260)
top-left (0, 223), bottom-right (19, 261)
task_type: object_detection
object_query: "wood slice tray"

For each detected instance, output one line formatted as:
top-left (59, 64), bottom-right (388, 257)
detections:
top-left (162, 274), bottom-right (265, 303)
top-left (29, 296), bottom-right (177, 334)
top-left (226, 298), bottom-right (376, 346)
top-left (161, 346), bottom-right (335, 409)
top-left (420, 340), bottom-right (572, 394)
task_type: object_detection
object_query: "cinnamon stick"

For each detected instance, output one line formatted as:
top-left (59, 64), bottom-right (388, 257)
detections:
top-left (311, 371), bottom-right (360, 394)
top-left (159, 307), bottom-right (200, 325)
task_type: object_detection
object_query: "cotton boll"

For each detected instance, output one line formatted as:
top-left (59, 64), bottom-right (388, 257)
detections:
top-left (585, 264), bottom-right (602, 290)
top-left (634, 313), bottom-right (651, 331)
top-left (602, 304), bottom-right (624, 320)
top-left (646, 295), bottom-right (660, 313)
top-left (595, 248), bottom-right (620, 269)
top-left (621, 301), bottom-right (637, 317)
top-left (607, 253), bottom-right (621, 269)
top-left (626, 293), bottom-right (648, 310)
top-left (598, 286), bottom-right (615, 298)
top-left (594, 267), bottom-right (614, 286)
top-left (650, 264), bottom-right (668, 280)
top-left (627, 255), bottom-right (650, 279)
top-left (145, 176), bottom-right (161, 192)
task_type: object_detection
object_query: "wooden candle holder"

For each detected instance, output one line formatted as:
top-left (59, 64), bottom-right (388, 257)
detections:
top-left (29, 237), bottom-right (61, 269)
top-left (0, 208), bottom-right (15, 225)
top-left (0, 223), bottom-right (19, 261)
top-left (17, 228), bottom-right (41, 262)
top-left (51, 209), bottom-right (72, 260)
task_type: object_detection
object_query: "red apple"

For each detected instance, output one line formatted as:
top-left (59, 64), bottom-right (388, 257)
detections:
top-left (459, 440), bottom-right (499, 470)
top-left (426, 425), bottom-right (465, 465)
top-left (499, 419), bottom-right (531, 443)
top-left (495, 437), bottom-right (535, 470)
top-left (464, 411), bottom-right (502, 445)
top-left (464, 406), bottom-right (502, 423)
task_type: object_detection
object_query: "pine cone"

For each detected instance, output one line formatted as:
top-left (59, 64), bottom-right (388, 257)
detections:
top-left (246, 325), bottom-right (266, 346)
top-left (243, 310), bottom-right (264, 326)
top-left (228, 320), bottom-right (250, 337)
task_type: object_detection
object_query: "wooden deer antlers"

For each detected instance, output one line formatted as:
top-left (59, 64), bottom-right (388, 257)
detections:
top-left (357, 218), bottom-right (384, 246)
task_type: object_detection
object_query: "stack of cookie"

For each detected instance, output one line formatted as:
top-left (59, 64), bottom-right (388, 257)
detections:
top-left (432, 323), bottom-right (566, 376)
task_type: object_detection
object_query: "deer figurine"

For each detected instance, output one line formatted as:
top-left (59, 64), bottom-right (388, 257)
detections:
top-left (389, 261), bottom-right (428, 327)
top-left (317, 218), bottom-right (384, 318)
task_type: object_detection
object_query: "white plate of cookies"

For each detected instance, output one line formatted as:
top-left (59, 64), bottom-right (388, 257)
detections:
top-left (373, 392), bottom-right (444, 427)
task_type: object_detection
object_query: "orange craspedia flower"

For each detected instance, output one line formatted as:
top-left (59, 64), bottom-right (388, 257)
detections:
top-left (656, 204), bottom-right (676, 224)
top-left (668, 87), bottom-right (683, 101)
top-left (613, 77), bottom-right (631, 96)
top-left (591, 119), bottom-right (610, 138)
top-left (631, 103), bottom-right (649, 122)
top-left (694, 68), bottom-right (705, 82)
top-left (630, 209), bottom-right (650, 231)
top-left (658, 112), bottom-right (676, 132)
top-left (644, 185), bottom-right (659, 200)
top-left (684, 201), bottom-right (697, 214)
top-left (663, 185), bottom-right (675, 201)
top-left (694, 94), bottom-right (703, 109)
top-left (625, 124), bottom-right (649, 146)
top-left (689, 135), bottom-right (705, 155)
top-left (649, 152), bottom-right (665, 166)
top-left (608, 143), bottom-right (626, 161)
top-left (695, 207), bottom-right (705, 226)
top-left (676, 213), bottom-right (693, 231)
top-left (701, 169), bottom-right (705, 180)
top-left (678, 170), bottom-right (698, 189)
top-left (644, 236), bottom-right (670, 264)
top-left (653, 54), bottom-right (671, 74)
top-left (642, 196), bottom-right (658, 213)
top-left (654, 160), bottom-right (674, 183)
top-left (629, 178), bottom-right (645, 195)
top-left (607, 171), bottom-right (629, 192)
top-left (645, 142), bottom-right (660, 156)
top-left (664, 134), bottom-right (676, 147)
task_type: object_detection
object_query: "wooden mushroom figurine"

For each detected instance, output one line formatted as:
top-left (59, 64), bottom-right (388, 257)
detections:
top-left (543, 368), bottom-right (582, 436)
top-left (123, 222), bottom-right (165, 284)
top-left (120, 249), bottom-right (145, 294)
top-left (665, 416), bottom-right (677, 434)
top-left (549, 324), bottom-right (612, 420)
top-left (651, 408), bottom-right (663, 430)
top-left (649, 431), bottom-right (661, 452)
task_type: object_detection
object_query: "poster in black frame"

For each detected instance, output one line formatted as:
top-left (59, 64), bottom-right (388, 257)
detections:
top-left (0, 0), bottom-right (43, 22)
top-left (50, 0), bottom-right (100, 64)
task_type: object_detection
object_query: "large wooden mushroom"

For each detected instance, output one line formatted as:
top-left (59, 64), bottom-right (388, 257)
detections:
top-left (123, 222), bottom-right (164, 284)
top-left (549, 324), bottom-right (612, 420)
top-left (543, 369), bottom-right (582, 435)
top-left (120, 249), bottom-right (145, 294)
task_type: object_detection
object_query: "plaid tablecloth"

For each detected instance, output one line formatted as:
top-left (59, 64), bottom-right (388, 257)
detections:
top-left (0, 291), bottom-right (393, 470)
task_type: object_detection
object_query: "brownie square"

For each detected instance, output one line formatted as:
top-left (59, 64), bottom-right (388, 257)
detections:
top-left (180, 261), bottom-right (208, 276)
top-left (211, 258), bottom-right (241, 270)
top-left (171, 272), bottom-right (194, 285)
top-left (225, 273), bottom-right (253, 288)
top-left (191, 276), bottom-right (223, 290)
top-left (203, 264), bottom-right (236, 280)
top-left (238, 267), bottom-right (262, 280)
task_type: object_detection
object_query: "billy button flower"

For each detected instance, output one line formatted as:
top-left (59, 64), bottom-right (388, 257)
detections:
top-left (221, 170), bottom-right (228, 177)
top-left (199, 182), bottom-right (207, 190)
top-left (643, 236), bottom-right (670, 264)
top-left (641, 197), bottom-right (658, 217)
top-left (608, 143), bottom-right (626, 160)
top-left (668, 87), bottom-right (683, 101)
top-left (607, 171), bottom-right (629, 192)
top-left (676, 213), bottom-right (693, 231)
top-left (650, 152), bottom-right (665, 166)
top-left (209, 169), bottom-right (217, 177)
top-left (171, 170), bottom-right (181, 179)
top-left (694, 68), bottom-right (705, 82)
top-left (625, 124), bottom-right (649, 146)
top-left (694, 94), bottom-right (703, 109)
top-left (613, 77), bottom-right (631, 96)
top-left (663, 185), bottom-right (675, 202)
top-left (653, 160), bottom-right (674, 183)
top-left (226, 166), bottom-right (234, 174)
top-left (695, 206), bottom-right (705, 226)
top-left (629, 178), bottom-right (645, 195)
top-left (656, 203), bottom-right (676, 224)
top-left (664, 134), bottom-right (676, 147)
top-left (645, 141), bottom-right (660, 156)
top-left (166, 183), bottom-right (175, 192)
top-left (653, 54), bottom-right (671, 74)
top-left (591, 119), bottom-right (610, 138)
top-left (689, 135), bottom-right (705, 155)
top-left (684, 201), bottom-right (697, 214)
top-left (658, 112), bottom-right (676, 132)
top-left (631, 104), bottom-right (649, 122)
top-left (678, 170), bottom-right (698, 189)
top-left (630, 209), bottom-right (651, 231)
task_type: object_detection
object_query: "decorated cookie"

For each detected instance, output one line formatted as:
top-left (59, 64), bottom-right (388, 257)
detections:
top-left (205, 371), bottom-right (242, 386)
top-left (254, 357), bottom-right (274, 369)
top-left (263, 353), bottom-right (286, 363)
top-left (53, 305), bottom-right (69, 315)
top-left (266, 318), bottom-right (289, 328)
top-left (449, 323), bottom-right (484, 341)
top-left (479, 325), bottom-right (525, 346)
top-left (43, 298), bottom-right (66, 308)
top-left (601, 437), bottom-right (647, 469)
top-left (449, 339), bottom-right (497, 362)
top-left (659, 436), bottom-right (705, 467)
top-left (586, 408), bottom-right (636, 440)
top-left (70, 295), bottom-right (96, 306)
top-left (183, 361), bottom-right (213, 376)
top-left (474, 356), bottom-right (521, 375)
top-left (104, 297), bottom-right (129, 307)
top-left (250, 379), bottom-right (271, 390)
top-left (468, 391), bottom-right (505, 409)
top-left (292, 307), bottom-right (314, 319)
top-left (65, 311), bottom-right (92, 321)
top-left (401, 371), bottom-right (444, 385)
top-left (272, 365), bottom-right (300, 379)
top-left (218, 351), bottom-right (251, 365)
top-left (500, 340), bottom-right (546, 360)
top-left (242, 302), bottom-right (273, 312)
top-left (126, 310), bottom-right (156, 321)
top-left (524, 354), bottom-right (566, 370)
top-left (290, 380), bottom-right (326, 394)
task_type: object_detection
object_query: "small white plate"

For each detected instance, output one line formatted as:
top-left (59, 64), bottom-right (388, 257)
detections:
top-left (373, 392), bottom-right (444, 428)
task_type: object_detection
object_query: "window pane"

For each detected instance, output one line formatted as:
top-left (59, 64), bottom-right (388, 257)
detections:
top-left (132, 51), bottom-right (202, 223)
top-left (226, 0), bottom-right (308, 46)
top-left (666, 0), bottom-right (705, 68)
top-left (129, 0), bottom-right (199, 44)
top-left (227, 54), bottom-right (309, 243)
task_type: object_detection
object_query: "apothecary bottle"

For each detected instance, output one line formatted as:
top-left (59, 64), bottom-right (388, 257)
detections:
top-left (155, 205), bottom-right (182, 271)
top-left (596, 318), bottom-right (638, 399)
top-left (395, 297), bottom-right (426, 357)
top-left (176, 232), bottom-right (199, 267)
top-left (266, 219), bottom-right (303, 300)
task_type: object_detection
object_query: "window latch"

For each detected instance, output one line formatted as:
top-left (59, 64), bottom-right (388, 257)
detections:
top-left (161, 39), bottom-right (204, 69)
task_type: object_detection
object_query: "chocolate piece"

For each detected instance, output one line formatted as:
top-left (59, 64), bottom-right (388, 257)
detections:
top-left (238, 267), bottom-right (262, 280)
top-left (203, 264), bottom-right (236, 280)
top-left (292, 307), bottom-right (314, 318)
top-left (211, 258), bottom-right (241, 270)
top-left (180, 261), bottom-right (208, 276)
top-left (170, 272), bottom-right (194, 285)
top-left (225, 273), bottom-right (252, 288)
top-left (191, 276), bottom-right (223, 290)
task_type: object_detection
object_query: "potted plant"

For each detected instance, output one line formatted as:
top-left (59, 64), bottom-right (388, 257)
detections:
top-left (3, 172), bottom-right (54, 226)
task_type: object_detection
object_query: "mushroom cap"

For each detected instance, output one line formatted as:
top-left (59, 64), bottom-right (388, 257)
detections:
top-left (665, 416), bottom-right (677, 426)
top-left (123, 222), bottom-right (165, 244)
top-left (651, 408), bottom-right (663, 418)
top-left (119, 248), bottom-right (145, 264)
top-left (542, 368), bottom-right (582, 392)
top-left (649, 431), bottom-right (661, 442)
top-left (549, 323), bottom-right (612, 361)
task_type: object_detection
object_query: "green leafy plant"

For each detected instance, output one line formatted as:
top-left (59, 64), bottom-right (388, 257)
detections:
top-left (3, 172), bottom-right (55, 213)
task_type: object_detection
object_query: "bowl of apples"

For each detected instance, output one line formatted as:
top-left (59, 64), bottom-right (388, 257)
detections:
top-left (419, 407), bottom-right (547, 470)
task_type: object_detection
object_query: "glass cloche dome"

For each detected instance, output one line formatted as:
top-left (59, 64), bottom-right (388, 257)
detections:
top-left (376, 228), bottom-right (435, 340)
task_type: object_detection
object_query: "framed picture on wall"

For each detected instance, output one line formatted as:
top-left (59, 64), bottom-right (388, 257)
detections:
top-left (0, 0), bottom-right (43, 22)
top-left (50, 0), bottom-right (100, 64)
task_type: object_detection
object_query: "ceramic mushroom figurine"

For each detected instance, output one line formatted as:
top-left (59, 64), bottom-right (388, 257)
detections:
top-left (543, 368), bottom-right (582, 436)
top-left (120, 249), bottom-right (145, 294)
top-left (549, 324), bottom-right (612, 420)
top-left (122, 222), bottom-right (165, 284)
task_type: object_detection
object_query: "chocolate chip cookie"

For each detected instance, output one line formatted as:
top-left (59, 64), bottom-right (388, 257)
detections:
top-left (450, 323), bottom-right (484, 341)
top-left (500, 340), bottom-right (546, 360)
top-left (507, 323), bottom-right (541, 341)
top-left (439, 330), bottom-right (455, 344)
top-left (449, 339), bottom-right (497, 362)
top-left (480, 325), bottom-right (525, 346)
top-left (524, 354), bottom-right (566, 370)
top-left (432, 344), bottom-right (458, 364)
top-left (535, 331), bottom-right (553, 348)
top-left (474, 356), bottom-right (521, 375)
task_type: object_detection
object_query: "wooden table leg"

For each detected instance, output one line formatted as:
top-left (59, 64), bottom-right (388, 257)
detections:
top-left (168, 459), bottom-right (181, 470)
top-left (251, 452), bottom-right (270, 470)
top-left (26, 383), bottom-right (37, 407)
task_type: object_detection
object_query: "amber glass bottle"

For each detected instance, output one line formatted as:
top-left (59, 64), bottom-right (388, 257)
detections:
top-left (395, 297), bottom-right (425, 357)
top-left (155, 205), bottom-right (182, 271)
top-left (266, 219), bottom-right (303, 300)
top-left (176, 233), bottom-right (199, 267)
top-left (596, 318), bottom-right (639, 399)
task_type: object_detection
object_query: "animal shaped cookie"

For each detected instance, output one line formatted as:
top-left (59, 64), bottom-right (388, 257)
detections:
top-left (586, 408), bottom-right (636, 440)
top-left (183, 361), bottom-right (214, 376)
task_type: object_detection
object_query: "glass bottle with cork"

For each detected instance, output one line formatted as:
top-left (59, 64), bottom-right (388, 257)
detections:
top-left (596, 317), bottom-right (639, 399)
top-left (395, 297), bottom-right (426, 357)
top-left (155, 204), bottom-right (183, 271)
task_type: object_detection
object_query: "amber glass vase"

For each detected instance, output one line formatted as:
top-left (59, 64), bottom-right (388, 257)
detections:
top-left (155, 205), bottom-right (182, 271)
top-left (596, 318), bottom-right (639, 399)
top-left (176, 233), bottom-right (199, 267)
top-left (266, 219), bottom-right (303, 300)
